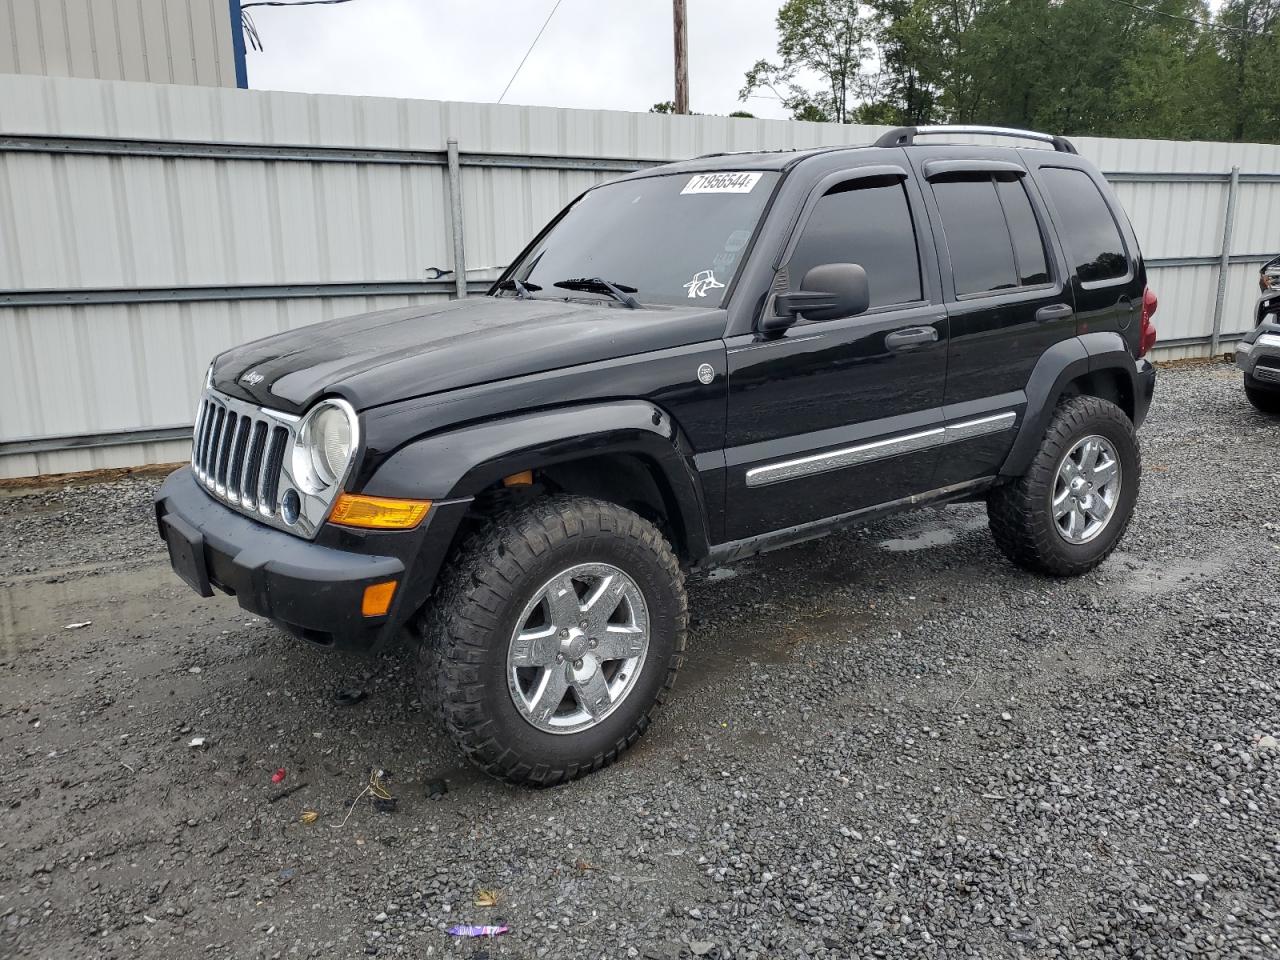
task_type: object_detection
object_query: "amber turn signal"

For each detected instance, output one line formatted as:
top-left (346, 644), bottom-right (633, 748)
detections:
top-left (329, 493), bottom-right (431, 530)
top-left (361, 580), bottom-right (398, 617)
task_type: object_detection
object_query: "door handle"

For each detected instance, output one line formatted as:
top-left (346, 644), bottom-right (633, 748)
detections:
top-left (1035, 303), bottom-right (1074, 323)
top-left (884, 326), bottom-right (939, 351)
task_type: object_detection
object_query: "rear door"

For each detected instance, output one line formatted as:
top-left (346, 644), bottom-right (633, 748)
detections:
top-left (721, 165), bottom-right (948, 541)
top-left (910, 155), bottom-right (1075, 487)
top-left (1030, 161), bottom-right (1145, 350)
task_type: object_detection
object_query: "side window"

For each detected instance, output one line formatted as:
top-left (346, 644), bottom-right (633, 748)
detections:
top-left (995, 177), bottom-right (1050, 286)
top-left (1040, 167), bottom-right (1129, 283)
top-left (788, 177), bottom-right (922, 309)
top-left (931, 176), bottom-right (1018, 296)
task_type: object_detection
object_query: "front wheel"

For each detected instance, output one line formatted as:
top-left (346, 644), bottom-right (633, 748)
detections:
top-left (420, 496), bottom-right (687, 786)
top-left (987, 396), bottom-right (1140, 577)
top-left (1245, 377), bottom-right (1280, 414)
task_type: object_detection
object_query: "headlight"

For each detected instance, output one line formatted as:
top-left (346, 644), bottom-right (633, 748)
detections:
top-left (292, 399), bottom-right (357, 492)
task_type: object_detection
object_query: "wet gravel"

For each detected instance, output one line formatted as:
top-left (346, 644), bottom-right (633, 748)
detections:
top-left (2, 360), bottom-right (1278, 959)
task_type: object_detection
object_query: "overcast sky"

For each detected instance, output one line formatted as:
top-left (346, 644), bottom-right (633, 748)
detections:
top-left (243, 0), bottom-right (796, 119)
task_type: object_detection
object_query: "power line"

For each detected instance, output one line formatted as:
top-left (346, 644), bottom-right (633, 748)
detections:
top-left (1101, 0), bottom-right (1275, 36)
top-left (241, 0), bottom-right (356, 8)
top-left (239, 0), bottom-right (357, 53)
top-left (498, 0), bottom-right (565, 104)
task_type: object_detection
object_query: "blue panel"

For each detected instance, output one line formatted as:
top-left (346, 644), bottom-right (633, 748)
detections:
top-left (229, 0), bottom-right (248, 88)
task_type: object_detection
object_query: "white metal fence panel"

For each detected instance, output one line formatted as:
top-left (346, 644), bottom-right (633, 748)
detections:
top-left (1, 74), bottom-right (1278, 479)
top-left (2, 0), bottom-right (236, 87)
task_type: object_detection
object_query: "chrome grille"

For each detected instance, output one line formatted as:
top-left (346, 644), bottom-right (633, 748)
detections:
top-left (191, 389), bottom-right (298, 523)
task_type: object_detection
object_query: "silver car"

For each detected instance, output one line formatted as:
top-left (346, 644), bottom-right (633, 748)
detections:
top-left (1235, 255), bottom-right (1280, 413)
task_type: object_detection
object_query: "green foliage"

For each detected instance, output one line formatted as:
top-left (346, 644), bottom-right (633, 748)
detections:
top-left (740, 0), bottom-right (876, 122)
top-left (745, 0), bottom-right (1280, 142)
top-left (650, 102), bottom-right (757, 119)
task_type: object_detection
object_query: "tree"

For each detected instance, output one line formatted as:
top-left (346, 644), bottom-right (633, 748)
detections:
top-left (745, 0), bottom-right (1280, 142)
top-left (1205, 0), bottom-right (1280, 141)
top-left (861, 0), bottom-right (946, 124)
top-left (739, 0), bottom-right (875, 123)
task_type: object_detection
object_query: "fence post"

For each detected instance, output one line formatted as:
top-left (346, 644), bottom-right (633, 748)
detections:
top-left (1210, 165), bottom-right (1240, 356)
top-left (446, 138), bottom-right (468, 300)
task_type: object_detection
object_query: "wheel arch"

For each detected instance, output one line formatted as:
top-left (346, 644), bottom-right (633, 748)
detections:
top-left (361, 401), bottom-right (713, 563)
top-left (1001, 332), bottom-right (1141, 478)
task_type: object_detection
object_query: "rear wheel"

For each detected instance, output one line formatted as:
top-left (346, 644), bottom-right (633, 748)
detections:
top-left (987, 396), bottom-right (1140, 577)
top-left (420, 496), bottom-right (687, 786)
top-left (1245, 377), bottom-right (1280, 414)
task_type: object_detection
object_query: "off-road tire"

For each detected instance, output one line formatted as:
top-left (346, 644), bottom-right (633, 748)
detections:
top-left (987, 396), bottom-right (1140, 577)
top-left (419, 495), bottom-right (687, 787)
top-left (1244, 378), bottom-right (1280, 415)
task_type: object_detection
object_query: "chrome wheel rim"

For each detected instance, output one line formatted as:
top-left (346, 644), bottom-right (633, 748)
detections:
top-left (1052, 434), bottom-right (1122, 544)
top-left (506, 562), bottom-right (650, 735)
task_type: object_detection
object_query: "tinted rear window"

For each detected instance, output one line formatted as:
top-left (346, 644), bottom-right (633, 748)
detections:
top-left (788, 178), bottom-right (922, 308)
top-left (996, 177), bottom-right (1050, 286)
top-left (931, 177), bottom-right (1018, 296)
top-left (1040, 167), bottom-right (1129, 283)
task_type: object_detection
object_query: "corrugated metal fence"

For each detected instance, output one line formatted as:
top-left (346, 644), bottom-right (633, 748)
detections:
top-left (2, 74), bottom-right (1278, 479)
top-left (1, 0), bottom-right (238, 87)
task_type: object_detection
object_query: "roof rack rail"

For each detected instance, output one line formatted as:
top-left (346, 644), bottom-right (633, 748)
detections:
top-left (874, 125), bottom-right (1077, 154)
top-left (692, 147), bottom-right (803, 160)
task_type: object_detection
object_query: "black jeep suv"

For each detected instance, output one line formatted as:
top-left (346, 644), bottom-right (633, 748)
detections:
top-left (156, 125), bottom-right (1158, 786)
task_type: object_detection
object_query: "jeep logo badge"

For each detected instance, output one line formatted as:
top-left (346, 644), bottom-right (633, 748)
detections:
top-left (696, 363), bottom-right (715, 385)
top-left (241, 370), bottom-right (265, 386)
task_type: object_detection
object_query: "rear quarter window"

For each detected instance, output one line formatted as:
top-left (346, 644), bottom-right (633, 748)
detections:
top-left (1040, 167), bottom-right (1129, 284)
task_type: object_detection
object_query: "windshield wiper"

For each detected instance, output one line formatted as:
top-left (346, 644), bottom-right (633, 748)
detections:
top-left (496, 278), bottom-right (542, 299)
top-left (553, 277), bottom-right (641, 309)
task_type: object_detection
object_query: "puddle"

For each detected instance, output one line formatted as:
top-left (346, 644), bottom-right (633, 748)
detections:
top-left (879, 514), bottom-right (986, 552)
top-left (880, 527), bottom-right (958, 552)
top-left (704, 566), bottom-right (740, 582)
top-left (0, 561), bottom-right (179, 655)
top-left (1106, 552), bottom-right (1232, 597)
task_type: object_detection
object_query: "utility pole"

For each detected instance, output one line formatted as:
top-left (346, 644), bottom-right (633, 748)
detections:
top-left (673, 0), bottom-right (689, 114)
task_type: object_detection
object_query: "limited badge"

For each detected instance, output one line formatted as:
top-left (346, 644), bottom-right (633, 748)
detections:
top-left (697, 363), bottom-right (715, 385)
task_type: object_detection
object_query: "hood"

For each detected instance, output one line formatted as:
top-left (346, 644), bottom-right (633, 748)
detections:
top-left (211, 296), bottom-right (727, 413)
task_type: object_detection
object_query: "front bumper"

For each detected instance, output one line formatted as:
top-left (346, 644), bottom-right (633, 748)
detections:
top-left (155, 467), bottom-right (469, 651)
top-left (1234, 322), bottom-right (1280, 389)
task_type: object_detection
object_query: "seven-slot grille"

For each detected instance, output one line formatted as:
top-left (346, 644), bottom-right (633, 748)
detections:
top-left (191, 389), bottom-right (295, 518)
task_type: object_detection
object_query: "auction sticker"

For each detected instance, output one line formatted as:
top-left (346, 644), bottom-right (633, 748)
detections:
top-left (681, 172), bottom-right (762, 194)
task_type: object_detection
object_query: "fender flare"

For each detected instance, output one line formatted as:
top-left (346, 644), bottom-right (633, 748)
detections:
top-left (1000, 332), bottom-right (1140, 477)
top-left (362, 400), bottom-right (712, 560)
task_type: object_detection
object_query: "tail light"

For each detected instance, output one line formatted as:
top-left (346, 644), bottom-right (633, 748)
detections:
top-left (1138, 286), bottom-right (1158, 358)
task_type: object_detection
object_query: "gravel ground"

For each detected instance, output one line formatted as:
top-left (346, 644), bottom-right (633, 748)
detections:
top-left (2, 361), bottom-right (1278, 960)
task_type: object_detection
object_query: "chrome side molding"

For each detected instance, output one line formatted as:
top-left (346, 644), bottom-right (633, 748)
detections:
top-left (744, 411), bottom-right (1016, 488)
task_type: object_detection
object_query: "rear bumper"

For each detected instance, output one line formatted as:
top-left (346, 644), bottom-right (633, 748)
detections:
top-left (1134, 358), bottom-right (1157, 427)
top-left (155, 467), bottom-right (468, 651)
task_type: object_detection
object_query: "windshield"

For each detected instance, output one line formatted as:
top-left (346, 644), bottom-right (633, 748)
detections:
top-left (504, 171), bottom-right (778, 308)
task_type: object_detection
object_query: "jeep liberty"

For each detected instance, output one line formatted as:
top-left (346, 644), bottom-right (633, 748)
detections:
top-left (156, 125), bottom-right (1158, 785)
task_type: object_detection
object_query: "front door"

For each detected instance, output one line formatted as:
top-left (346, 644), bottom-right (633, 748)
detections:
top-left (722, 169), bottom-right (948, 542)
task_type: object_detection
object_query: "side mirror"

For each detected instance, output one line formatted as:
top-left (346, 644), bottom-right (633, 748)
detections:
top-left (764, 263), bottom-right (871, 332)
